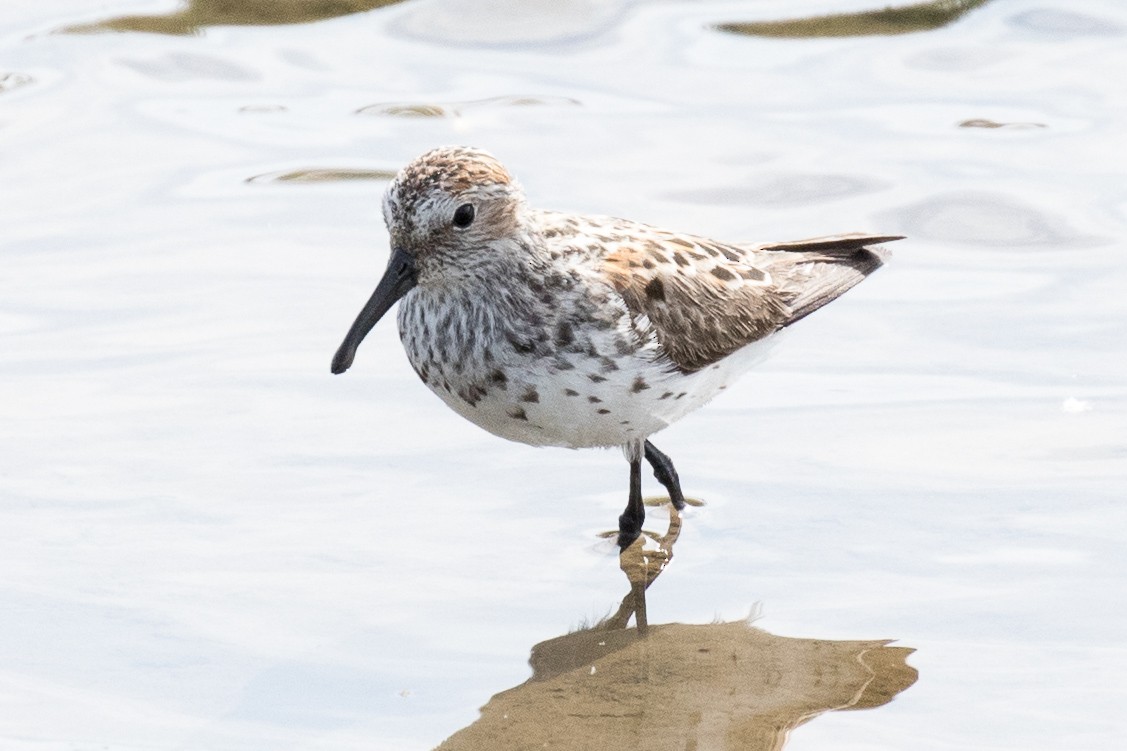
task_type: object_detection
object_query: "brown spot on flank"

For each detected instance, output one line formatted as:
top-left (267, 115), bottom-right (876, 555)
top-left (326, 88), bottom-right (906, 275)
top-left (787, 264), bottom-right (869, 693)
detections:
top-left (659, 391), bottom-right (674, 400)
top-left (521, 387), bottom-right (540, 403)
top-left (489, 369), bottom-right (507, 386)
top-left (588, 374), bottom-right (607, 383)
top-left (710, 266), bottom-right (736, 281)
top-left (508, 407), bottom-right (528, 421)
top-left (588, 396), bottom-right (602, 403)
top-left (673, 252), bottom-right (689, 267)
top-left (645, 278), bottom-right (665, 302)
top-left (564, 388), bottom-right (579, 396)
top-left (631, 376), bottom-right (650, 393)
top-left (596, 408), bottom-right (611, 414)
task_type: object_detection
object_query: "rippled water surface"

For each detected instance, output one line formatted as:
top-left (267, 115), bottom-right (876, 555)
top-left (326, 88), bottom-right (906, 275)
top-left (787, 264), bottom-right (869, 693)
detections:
top-left (2, 1), bottom-right (1125, 748)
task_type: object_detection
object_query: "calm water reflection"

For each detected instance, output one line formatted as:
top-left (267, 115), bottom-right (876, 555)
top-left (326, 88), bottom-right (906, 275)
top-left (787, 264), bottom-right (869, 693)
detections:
top-left (437, 506), bottom-right (916, 750)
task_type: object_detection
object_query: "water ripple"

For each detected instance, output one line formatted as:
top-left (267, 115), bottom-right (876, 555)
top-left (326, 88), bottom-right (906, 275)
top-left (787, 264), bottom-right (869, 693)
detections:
top-left (355, 95), bottom-right (581, 118)
top-left (246, 168), bottom-right (397, 184)
top-left (1008, 8), bottom-right (1125, 36)
top-left (0, 71), bottom-right (33, 94)
top-left (958, 118), bottom-right (1048, 130)
top-left (716, 0), bottom-right (993, 39)
top-left (878, 191), bottom-right (1101, 247)
top-left (668, 173), bottom-right (890, 207)
top-left (63, 0), bottom-right (408, 35)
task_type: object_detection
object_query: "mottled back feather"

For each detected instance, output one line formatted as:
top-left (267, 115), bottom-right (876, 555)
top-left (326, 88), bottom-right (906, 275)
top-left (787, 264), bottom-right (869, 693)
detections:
top-left (595, 223), bottom-right (901, 372)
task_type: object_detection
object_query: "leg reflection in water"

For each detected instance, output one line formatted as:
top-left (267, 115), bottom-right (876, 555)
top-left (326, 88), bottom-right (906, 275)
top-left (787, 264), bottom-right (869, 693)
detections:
top-left (434, 498), bottom-right (918, 751)
top-left (608, 496), bottom-right (686, 634)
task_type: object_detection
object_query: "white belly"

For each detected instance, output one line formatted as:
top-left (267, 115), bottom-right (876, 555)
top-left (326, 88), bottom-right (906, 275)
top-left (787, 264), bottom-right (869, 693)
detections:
top-left (421, 335), bottom-right (777, 449)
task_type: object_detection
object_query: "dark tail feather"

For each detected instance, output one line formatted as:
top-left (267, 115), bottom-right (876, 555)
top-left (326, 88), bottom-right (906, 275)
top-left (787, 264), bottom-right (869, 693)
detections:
top-left (760, 233), bottom-right (903, 255)
top-left (763, 234), bottom-right (902, 326)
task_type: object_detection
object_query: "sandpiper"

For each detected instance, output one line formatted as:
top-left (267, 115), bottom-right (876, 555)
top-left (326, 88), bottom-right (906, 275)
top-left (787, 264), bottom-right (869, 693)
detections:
top-left (332, 146), bottom-right (900, 547)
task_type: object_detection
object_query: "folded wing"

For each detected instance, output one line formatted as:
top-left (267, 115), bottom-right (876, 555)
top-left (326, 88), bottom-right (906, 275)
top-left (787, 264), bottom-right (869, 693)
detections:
top-left (602, 230), bottom-right (902, 372)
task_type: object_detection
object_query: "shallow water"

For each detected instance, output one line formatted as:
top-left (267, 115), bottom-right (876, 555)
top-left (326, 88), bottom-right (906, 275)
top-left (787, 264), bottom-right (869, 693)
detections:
top-left (2, 0), bottom-right (1126, 748)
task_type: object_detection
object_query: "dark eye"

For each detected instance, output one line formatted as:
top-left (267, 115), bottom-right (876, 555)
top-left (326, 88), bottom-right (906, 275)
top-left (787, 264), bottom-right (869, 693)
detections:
top-left (452, 203), bottom-right (475, 229)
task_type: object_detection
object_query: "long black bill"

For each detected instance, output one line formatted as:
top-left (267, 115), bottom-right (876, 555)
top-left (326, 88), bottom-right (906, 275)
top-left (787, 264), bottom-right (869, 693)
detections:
top-left (331, 247), bottom-right (417, 374)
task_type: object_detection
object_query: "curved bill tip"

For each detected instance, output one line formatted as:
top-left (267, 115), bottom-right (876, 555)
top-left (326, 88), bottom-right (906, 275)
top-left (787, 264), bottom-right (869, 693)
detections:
top-left (330, 248), bottom-right (416, 375)
top-left (331, 344), bottom-right (355, 375)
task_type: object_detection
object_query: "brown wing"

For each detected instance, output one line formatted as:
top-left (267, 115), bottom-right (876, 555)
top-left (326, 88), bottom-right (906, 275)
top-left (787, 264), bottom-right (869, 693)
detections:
top-left (602, 229), bottom-right (901, 372)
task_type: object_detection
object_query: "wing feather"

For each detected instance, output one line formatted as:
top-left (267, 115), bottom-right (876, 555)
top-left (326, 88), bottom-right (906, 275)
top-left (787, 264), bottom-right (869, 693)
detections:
top-left (597, 224), bottom-right (900, 372)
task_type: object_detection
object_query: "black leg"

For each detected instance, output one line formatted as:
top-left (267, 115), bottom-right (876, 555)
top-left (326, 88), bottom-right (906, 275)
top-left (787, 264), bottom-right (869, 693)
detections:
top-left (617, 453), bottom-right (644, 550)
top-left (644, 440), bottom-right (686, 511)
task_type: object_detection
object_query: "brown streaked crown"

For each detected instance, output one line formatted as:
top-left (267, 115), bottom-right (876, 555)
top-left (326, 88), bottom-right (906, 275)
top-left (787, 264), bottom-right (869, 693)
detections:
top-left (387, 146), bottom-right (512, 213)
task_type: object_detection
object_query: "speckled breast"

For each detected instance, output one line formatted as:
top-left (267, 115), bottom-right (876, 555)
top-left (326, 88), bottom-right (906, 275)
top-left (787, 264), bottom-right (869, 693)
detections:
top-left (395, 284), bottom-right (767, 449)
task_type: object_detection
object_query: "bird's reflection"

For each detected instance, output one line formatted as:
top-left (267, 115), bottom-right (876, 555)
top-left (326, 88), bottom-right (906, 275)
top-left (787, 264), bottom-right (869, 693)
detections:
top-left (435, 500), bottom-right (917, 751)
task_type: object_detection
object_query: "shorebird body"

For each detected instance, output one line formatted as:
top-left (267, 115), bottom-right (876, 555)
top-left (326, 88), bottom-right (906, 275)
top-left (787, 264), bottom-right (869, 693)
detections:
top-left (332, 146), bottom-right (900, 545)
top-left (398, 208), bottom-right (788, 450)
